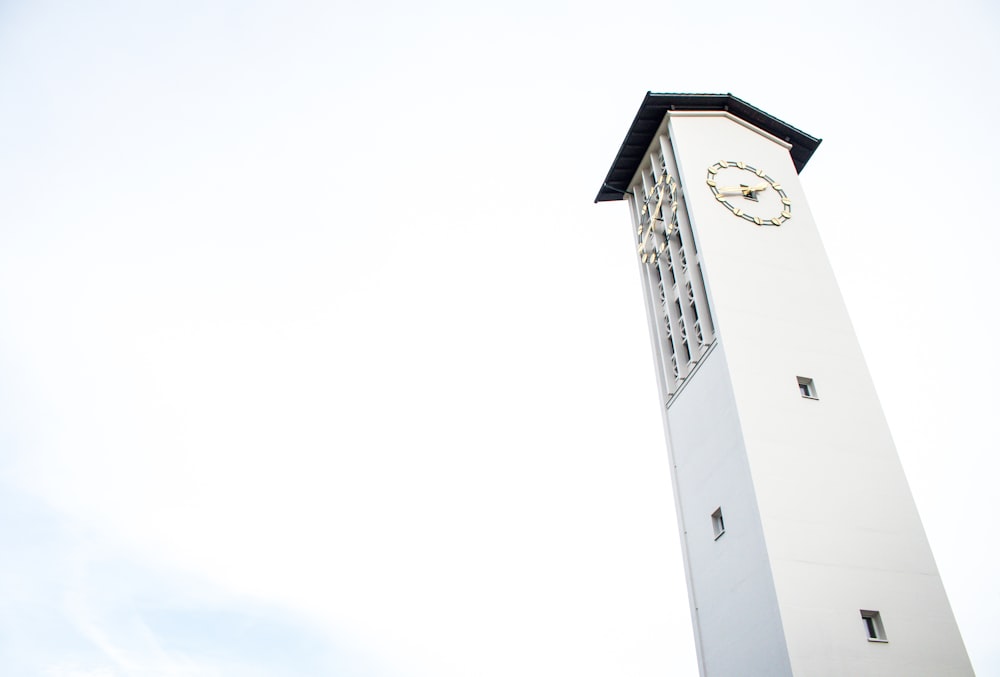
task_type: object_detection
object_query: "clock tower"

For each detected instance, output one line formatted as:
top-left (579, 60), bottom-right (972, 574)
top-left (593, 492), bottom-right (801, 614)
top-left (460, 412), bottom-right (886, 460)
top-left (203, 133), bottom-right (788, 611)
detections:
top-left (596, 93), bottom-right (974, 677)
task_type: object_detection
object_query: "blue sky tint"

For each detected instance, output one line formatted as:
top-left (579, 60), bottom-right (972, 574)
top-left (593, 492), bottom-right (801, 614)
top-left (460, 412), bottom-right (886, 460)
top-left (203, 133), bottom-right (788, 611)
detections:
top-left (0, 485), bottom-right (372, 676)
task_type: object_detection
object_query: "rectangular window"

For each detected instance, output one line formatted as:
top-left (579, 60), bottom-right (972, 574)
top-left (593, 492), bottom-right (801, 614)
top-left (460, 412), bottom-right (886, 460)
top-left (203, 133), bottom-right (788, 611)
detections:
top-left (711, 507), bottom-right (725, 540)
top-left (860, 610), bottom-right (887, 642)
top-left (797, 376), bottom-right (817, 399)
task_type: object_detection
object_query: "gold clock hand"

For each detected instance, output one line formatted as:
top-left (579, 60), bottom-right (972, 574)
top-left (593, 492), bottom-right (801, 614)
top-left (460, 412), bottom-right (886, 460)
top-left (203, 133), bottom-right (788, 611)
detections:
top-left (718, 183), bottom-right (769, 195)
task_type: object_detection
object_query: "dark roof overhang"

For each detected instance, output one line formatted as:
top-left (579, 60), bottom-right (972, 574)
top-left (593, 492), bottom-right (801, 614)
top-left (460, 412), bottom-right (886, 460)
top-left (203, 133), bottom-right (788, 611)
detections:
top-left (595, 92), bottom-right (822, 203)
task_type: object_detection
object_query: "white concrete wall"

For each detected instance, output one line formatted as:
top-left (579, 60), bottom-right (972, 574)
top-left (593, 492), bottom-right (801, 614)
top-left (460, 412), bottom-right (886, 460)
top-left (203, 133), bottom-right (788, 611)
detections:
top-left (666, 343), bottom-right (793, 677)
top-left (644, 112), bottom-right (974, 676)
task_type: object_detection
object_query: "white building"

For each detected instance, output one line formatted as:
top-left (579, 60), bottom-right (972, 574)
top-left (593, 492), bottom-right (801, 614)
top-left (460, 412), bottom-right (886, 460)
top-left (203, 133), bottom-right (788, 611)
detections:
top-left (595, 93), bottom-right (974, 677)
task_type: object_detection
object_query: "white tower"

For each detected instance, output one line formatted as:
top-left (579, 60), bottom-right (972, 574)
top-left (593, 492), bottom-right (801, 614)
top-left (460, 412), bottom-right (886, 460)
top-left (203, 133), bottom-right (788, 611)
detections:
top-left (596, 93), bottom-right (974, 677)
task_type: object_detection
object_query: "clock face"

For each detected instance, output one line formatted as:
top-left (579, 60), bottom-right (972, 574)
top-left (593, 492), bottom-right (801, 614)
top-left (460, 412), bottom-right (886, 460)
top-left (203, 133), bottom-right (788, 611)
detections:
top-left (706, 160), bottom-right (791, 226)
top-left (637, 169), bottom-right (679, 265)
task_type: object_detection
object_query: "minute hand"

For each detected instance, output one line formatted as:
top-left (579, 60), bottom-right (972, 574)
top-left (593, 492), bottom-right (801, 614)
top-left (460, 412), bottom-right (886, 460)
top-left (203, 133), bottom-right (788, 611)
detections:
top-left (718, 183), bottom-right (769, 195)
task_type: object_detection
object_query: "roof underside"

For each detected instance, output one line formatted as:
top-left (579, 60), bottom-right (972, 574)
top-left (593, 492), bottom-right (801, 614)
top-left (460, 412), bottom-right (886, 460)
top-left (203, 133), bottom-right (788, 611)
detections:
top-left (595, 93), bottom-right (822, 203)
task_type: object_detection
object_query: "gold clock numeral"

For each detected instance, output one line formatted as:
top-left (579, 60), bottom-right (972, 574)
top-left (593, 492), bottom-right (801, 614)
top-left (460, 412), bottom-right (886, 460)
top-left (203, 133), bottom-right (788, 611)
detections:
top-left (771, 217), bottom-right (784, 225)
top-left (771, 183), bottom-right (782, 190)
top-left (753, 216), bottom-right (762, 225)
top-left (706, 179), bottom-right (716, 187)
top-left (756, 168), bottom-right (765, 177)
top-left (733, 208), bottom-right (743, 217)
top-left (782, 198), bottom-right (791, 205)
top-left (781, 210), bottom-right (791, 218)
top-left (716, 195), bottom-right (728, 201)
top-left (719, 160), bottom-right (729, 168)
top-left (736, 161), bottom-right (746, 169)
top-left (708, 165), bottom-right (719, 174)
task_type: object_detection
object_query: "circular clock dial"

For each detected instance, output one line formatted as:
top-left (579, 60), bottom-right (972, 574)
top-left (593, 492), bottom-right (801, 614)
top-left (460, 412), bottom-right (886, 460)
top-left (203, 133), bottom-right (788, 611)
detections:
top-left (705, 161), bottom-right (791, 226)
top-left (637, 169), bottom-right (680, 265)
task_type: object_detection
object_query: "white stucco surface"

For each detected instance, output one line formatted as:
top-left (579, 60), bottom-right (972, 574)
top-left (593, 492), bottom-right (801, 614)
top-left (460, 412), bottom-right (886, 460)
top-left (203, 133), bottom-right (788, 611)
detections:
top-left (631, 111), bottom-right (975, 676)
top-left (666, 344), bottom-right (792, 677)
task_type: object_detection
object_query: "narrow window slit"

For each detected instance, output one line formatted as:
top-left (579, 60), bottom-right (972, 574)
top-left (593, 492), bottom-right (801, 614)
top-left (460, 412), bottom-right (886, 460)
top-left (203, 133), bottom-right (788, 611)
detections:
top-left (711, 508), bottom-right (725, 540)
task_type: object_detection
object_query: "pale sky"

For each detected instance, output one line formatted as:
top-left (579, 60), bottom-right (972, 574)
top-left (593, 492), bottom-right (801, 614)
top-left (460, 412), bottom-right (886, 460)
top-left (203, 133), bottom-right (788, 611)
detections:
top-left (1, 1), bottom-right (998, 675)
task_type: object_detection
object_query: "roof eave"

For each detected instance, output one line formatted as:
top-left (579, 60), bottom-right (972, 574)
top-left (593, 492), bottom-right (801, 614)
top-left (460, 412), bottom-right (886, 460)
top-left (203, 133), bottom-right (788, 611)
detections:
top-left (595, 93), bottom-right (822, 203)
